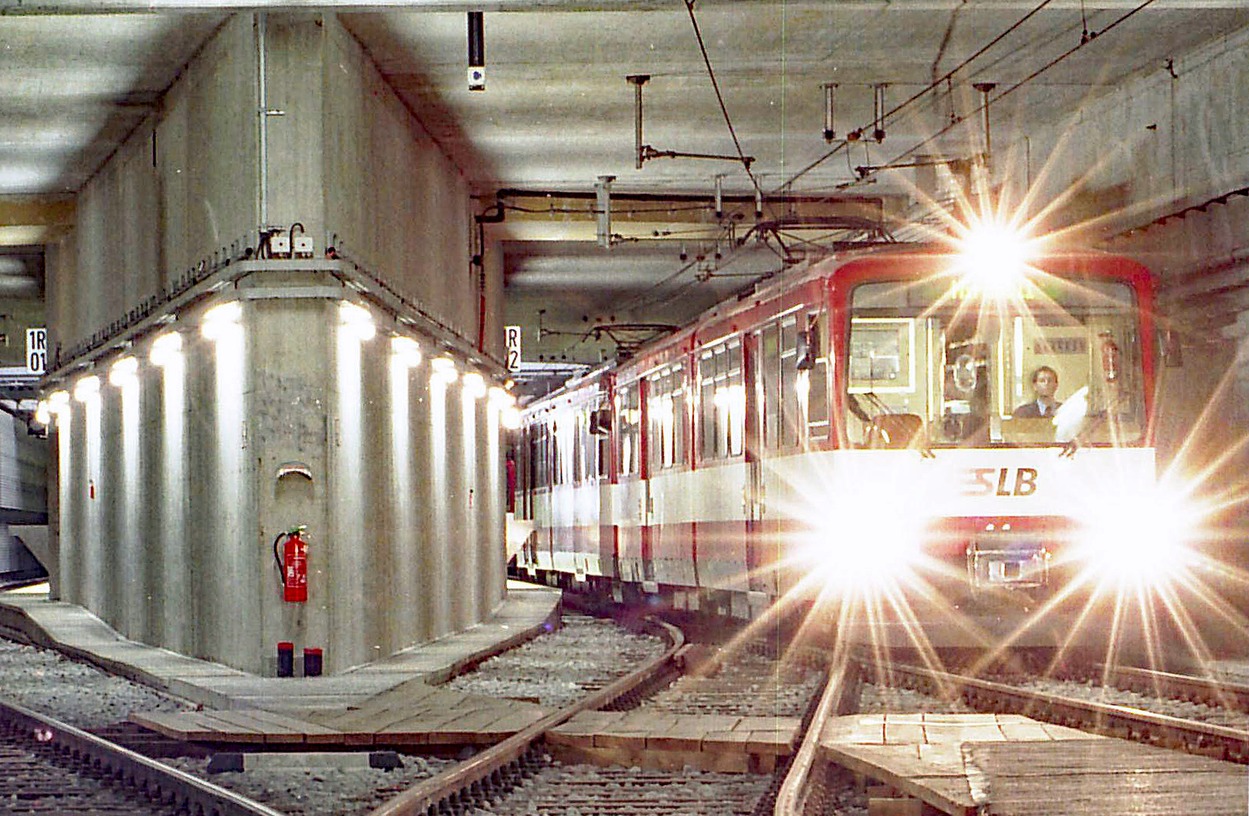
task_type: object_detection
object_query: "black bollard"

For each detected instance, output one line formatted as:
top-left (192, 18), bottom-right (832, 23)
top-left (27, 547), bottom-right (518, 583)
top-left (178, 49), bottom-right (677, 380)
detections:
top-left (303, 647), bottom-right (323, 677)
top-left (277, 642), bottom-right (294, 678)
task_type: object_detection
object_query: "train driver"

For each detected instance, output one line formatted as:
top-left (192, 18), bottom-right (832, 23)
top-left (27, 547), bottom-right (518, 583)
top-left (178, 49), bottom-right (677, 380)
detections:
top-left (1013, 366), bottom-right (1061, 418)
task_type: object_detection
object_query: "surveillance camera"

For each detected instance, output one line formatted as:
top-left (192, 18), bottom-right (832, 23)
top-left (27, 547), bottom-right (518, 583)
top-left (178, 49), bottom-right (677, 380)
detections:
top-left (468, 67), bottom-right (485, 91)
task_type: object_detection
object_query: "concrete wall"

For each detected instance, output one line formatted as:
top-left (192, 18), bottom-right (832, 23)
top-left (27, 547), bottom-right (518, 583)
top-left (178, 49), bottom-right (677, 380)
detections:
top-left (989, 23), bottom-right (1249, 582)
top-left (47, 12), bottom-right (507, 674)
top-left (322, 16), bottom-right (478, 342)
top-left (992, 24), bottom-right (1249, 458)
top-left (53, 15), bottom-right (259, 358)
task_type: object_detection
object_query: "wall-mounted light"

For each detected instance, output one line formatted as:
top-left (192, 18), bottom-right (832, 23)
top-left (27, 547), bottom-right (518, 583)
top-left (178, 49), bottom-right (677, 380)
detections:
top-left (73, 374), bottom-right (101, 403)
top-left (34, 401), bottom-right (50, 426)
top-left (488, 386), bottom-right (513, 407)
top-left (432, 356), bottom-right (459, 385)
top-left (462, 371), bottom-right (487, 398)
top-left (150, 331), bottom-right (183, 367)
top-left (108, 356), bottom-right (139, 387)
top-left (390, 335), bottom-right (422, 368)
top-left (201, 301), bottom-right (243, 340)
top-left (339, 300), bottom-right (376, 341)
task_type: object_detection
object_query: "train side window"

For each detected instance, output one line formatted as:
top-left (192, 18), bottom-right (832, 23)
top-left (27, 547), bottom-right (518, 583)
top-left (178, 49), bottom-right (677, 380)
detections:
top-left (760, 325), bottom-right (780, 451)
top-left (726, 341), bottom-right (744, 457)
top-left (597, 428), bottom-right (611, 478)
top-left (700, 350), bottom-right (716, 461)
top-left (806, 311), bottom-right (830, 442)
top-left (618, 384), bottom-right (641, 477)
top-left (573, 410), bottom-right (585, 484)
top-left (552, 419), bottom-right (564, 486)
top-left (649, 366), bottom-right (686, 470)
top-left (781, 316), bottom-right (799, 447)
top-left (672, 365), bottom-right (687, 466)
top-left (648, 371), bottom-right (666, 471)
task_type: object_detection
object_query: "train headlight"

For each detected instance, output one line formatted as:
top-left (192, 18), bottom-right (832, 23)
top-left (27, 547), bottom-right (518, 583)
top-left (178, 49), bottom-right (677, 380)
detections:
top-left (797, 489), bottom-right (927, 594)
top-left (1075, 487), bottom-right (1198, 588)
top-left (954, 218), bottom-right (1038, 299)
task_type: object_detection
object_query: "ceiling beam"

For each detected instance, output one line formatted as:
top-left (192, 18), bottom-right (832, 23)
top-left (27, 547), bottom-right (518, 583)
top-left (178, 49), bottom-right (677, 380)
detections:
top-left (4, 0), bottom-right (1246, 12)
top-left (0, 196), bottom-right (74, 247)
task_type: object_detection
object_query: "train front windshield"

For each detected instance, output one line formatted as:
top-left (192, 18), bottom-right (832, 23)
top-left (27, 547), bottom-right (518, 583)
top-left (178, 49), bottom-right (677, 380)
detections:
top-left (846, 274), bottom-right (1146, 447)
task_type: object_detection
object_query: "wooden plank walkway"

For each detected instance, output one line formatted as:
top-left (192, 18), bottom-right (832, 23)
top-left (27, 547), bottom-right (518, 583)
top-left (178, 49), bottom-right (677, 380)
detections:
top-left (547, 710), bottom-right (800, 773)
top-left (819, 713), bottom-right (1249, 815)
top-left (131, 681), bottom-right (549, 748)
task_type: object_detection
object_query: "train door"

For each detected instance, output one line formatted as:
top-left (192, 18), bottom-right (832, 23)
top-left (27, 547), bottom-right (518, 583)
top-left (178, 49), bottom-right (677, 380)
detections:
top-left (692, 338), bottom-right (750, 602)
top-left (614, 379), bottom-right (649, 586)
top-left (647, 364), bottom-right (695, 588)
top-left (744, 330), bottom-right (768, 593)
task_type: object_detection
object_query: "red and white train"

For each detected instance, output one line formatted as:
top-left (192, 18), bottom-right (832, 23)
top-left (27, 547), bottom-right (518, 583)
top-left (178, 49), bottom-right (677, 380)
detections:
top-left (512, 232), bottom-right (1189, 646)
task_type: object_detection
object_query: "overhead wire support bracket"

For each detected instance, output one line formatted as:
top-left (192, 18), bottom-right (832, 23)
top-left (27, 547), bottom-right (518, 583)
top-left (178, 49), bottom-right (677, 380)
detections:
top-left (628, 74), bottom-right (753, 171)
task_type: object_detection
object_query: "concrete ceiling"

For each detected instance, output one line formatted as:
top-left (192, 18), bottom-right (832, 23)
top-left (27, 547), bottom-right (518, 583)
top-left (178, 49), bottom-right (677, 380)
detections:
top-left (2, 1), bottom-right (1247, 380)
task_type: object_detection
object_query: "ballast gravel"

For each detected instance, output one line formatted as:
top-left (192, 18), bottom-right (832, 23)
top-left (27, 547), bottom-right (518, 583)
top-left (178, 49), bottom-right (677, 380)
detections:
top-left (462, 759), bottom-right (770, 815)
top-left (643, 649), bottom-right (824, 717)
top-left (165, 753), bottom-right (457, 816)
top-left (444, 614), bottom-right (668, 707)
top-left (0, 638), bottom-right (190, 728)
top-left (0, 614), bottom-right (671, 816)
top-left (1013, 676), bottom-right (1249, 730)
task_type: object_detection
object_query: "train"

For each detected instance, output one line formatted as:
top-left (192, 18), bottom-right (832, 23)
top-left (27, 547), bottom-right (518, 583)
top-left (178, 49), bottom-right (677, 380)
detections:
top-left (510, 229), bottom-right (1199, 650)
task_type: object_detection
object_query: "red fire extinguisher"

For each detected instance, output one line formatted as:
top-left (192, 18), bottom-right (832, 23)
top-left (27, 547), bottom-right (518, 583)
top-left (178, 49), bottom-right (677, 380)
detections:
top-left (273, 526), bottom-right (308, 603)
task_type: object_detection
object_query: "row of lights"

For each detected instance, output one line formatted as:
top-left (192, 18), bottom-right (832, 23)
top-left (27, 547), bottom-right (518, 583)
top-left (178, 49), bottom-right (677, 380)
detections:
top-left (36, 299), bottom-right (521, 430)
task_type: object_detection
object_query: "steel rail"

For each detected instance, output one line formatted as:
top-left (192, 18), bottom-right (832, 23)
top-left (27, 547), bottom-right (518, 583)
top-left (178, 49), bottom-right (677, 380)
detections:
top-left (772, 650), bottom-right (860, 816)
top-left (875, 659), bottom-right (1249, 763)
top-left (1095, 663), bottom-right (1249, 711)
top-left (367, 616), bottom-right (686, 816)
top-left (0, 696), bottom-right (284, 816)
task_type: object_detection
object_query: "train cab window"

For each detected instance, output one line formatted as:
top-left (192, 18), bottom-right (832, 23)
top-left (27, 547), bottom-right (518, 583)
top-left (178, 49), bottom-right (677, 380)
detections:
top-left (699, 340), bottom-right (744, 461)
top-left (847, 278), bottom-right (1147, 448)
top-left (617, 383), bottom-right (641, 476)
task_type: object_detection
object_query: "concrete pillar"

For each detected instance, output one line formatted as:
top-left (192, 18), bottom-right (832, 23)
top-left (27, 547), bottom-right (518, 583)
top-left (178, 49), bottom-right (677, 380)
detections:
top-left (46, 12), bottom-right (509, 674)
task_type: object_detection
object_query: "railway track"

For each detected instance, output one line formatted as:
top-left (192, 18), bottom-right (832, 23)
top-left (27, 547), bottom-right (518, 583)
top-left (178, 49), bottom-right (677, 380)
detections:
top-left (0, 694), bottom-right (285, 816)
top-left (1080, 662), bottom-right (1249, 712)
top-left (365, 616), bottom-right (686, 816)
top-left (864, 658), bottom-right (1249, 762)
top-left (766, 653), bottom-right (1249, 815)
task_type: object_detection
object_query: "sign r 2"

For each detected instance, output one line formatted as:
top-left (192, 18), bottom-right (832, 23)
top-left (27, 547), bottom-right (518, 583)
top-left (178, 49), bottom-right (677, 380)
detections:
top-left (25, 328), bottom-right (47, 375)
top-left (504, 325), bottom-right (522, 371)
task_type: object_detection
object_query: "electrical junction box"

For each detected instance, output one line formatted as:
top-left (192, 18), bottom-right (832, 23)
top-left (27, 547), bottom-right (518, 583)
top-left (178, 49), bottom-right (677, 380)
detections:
top-left (269, 233), bottom-right (291, 257)
top-left (293, 235), bottom-right (314, 258)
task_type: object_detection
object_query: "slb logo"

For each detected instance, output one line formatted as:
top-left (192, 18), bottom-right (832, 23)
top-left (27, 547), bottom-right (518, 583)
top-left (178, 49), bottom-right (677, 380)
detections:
top-left (964, 467), bottom-right (1038, 497)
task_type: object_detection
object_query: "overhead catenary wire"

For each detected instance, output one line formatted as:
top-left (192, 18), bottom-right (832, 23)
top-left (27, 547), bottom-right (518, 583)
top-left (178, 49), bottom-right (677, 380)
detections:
top-left (683, 0), bottom-right (762, 196)
top-left (778, 0), bottom-right (1061, 193)
top-left (608, 0), bottom-right (1136, 310)
top-left (848, 0), bottom-right (1161, 185)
